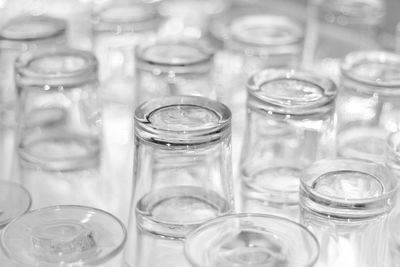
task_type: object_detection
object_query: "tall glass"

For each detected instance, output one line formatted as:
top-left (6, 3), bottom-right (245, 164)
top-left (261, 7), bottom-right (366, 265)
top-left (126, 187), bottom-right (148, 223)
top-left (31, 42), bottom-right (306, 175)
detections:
top-left (0, 15), bottom-right (67, 182)
top-left (16, 49), bottom-right (104, 210)
top-left (135, 38), bottom-right (216, 106)
top-left (337, 50), bottom-right (400, 163)
top-left (185, 214), bottom-right (319, 267)
top-left (127, 96), bottom-right (233, 267)
top-left (0, 181), bottom-right (31, 266)
top-left (1, 205), bottom-right (127, 266)
top-left (240, 69), bottom-right (337, 221)
top-left (210, 12), bottom-right (305, 177)
top-left (309, 0), bottom-right (385, 79)
top-left (300, 158), bottom-right (397, 267)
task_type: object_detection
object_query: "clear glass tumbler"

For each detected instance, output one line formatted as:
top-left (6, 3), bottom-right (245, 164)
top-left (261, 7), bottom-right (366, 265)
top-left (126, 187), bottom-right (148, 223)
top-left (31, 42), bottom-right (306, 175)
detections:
top-left (240, 69), bottom-right (337, 221)
top-left (16, 49), bottom-right (103, 209)
top-left (1, 205), bottom-right (127, 266)
top-left (135, 38), bottom-right (216, 106)
top-left (309, 0), bottom-right (385, 78)
top-left (0, 181), bottom-right (31, 266)
top-left (127, 96), bottom-right (233, 267)
top-left (337, 50), bottom-right (400, 163)
top-left (300, 158), bottom-right (397, 267)
top-left (0, 15), bottom-right (67, 182)
top-left (185, 213), bottom-right (319, 267)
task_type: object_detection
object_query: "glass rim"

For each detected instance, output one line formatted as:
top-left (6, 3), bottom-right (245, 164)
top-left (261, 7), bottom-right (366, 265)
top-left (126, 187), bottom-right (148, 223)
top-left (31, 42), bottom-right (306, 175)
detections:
top-left (16, 48), bottom-right (98, 89)
top-left (300, 158), bottom-right (398, 219)
top-left (135, 95), bottom-right (231, 146)
top-left (184, 213), bottom-right (320, 267)
top-left (157, 0), bottom-right (232, 17)
top-left (0, 181), bottom-right (32, 229)
top-left (1, 205), bottom-right (127, 266)
top-left (247, 68), bottom-right (337, 116)
top-left (341, 50), bottom-right (400, 94)
top-left (0, 15), bottom-right (67, 42)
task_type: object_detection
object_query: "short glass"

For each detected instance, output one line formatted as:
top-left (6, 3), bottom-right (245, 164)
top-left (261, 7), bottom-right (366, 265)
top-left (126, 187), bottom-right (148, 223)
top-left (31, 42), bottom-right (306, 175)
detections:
top-left (1, 205), bottom-right (127, 266)
top-left (16, 49), bottom-right (103, 209)
top-left (300, 158), bottom-right (397, 267)
top-left (310, 0), bottom-right (385, 78)
top-left (0, 15), bottom-right (67, 182)
top-left (185, 213), bottom-right (319, 267)
top-left (135, 38), bottom-right (216, 105)
top-left (337, 50), bottom-right (400, 163)
top-left (127, 96), bottom-right (233, 266)
top-left (240, 69), bottom-right (337, 221)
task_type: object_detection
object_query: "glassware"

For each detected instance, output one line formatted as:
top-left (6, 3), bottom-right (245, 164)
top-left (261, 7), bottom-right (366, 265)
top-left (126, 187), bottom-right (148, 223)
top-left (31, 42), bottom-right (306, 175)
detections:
top-left (1, 205), bottom-right (127, 266)
top-left (0, 15), bottom-right (67, 182)
top-left (239, 69), bottom-right (336, 221)
top-left (16, 48), bottom-right (104, 210)
top-left (300, 158), bottom-right (397, 267)
top-left (337, 50), bottom-right (400, 163)
top-left (135, 37), bottom-right (216, 106)
top-left (157, 0), bottom-right (232, 39)
top-left (0, 181), bottom-right (31, 266)
top-left (309, 0), bottom-right (385, 79)
top-left (127, 96), bottom-right (233, 267)
top-left (185, 213), bottom-right (319, 267)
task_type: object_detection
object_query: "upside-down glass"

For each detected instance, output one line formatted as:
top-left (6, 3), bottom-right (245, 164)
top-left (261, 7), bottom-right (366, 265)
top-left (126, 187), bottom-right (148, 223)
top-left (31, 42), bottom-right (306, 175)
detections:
top-left (0, 15), bottom-right (67, 182)
top-left (337, 50), bottom-right (400, 163)
top-left (126, 96), bottom-right (233, 267)
top-left (1, 205), bottom-right (127, 266)
top-left (135, 38), bottom-right (216, 106)
top-left (309, 0), bottom-right (385, 79)
top-left (240, 69), bottom-right (337, 221)
top-left (16, 49), bottom-right (104, 210)
top-left (185, 213), bottom-right (319, 267)
top-left (300, 158), bottom-right (397, 267)
top-left (157, 0), bottom-right (231, 39)
top-left (0, 181), bottom-right (31, 266)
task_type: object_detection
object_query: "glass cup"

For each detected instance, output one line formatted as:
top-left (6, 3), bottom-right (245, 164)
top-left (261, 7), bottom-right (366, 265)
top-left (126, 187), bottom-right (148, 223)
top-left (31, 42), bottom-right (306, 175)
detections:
top-left (300, 158), bottom-right (398, 267)
top-left (309, 0), bottom-right (385, 79)
top-left (184, 213), bottom-right (319, 267)
top-left (126, 95), bottom-right (233, 266)
top-left (1, 205), bottom-right (127, 266)
top-left (337, 50), bottom-right (400, 163)
top-left (239, 69), bottom-right (337, 221)
top-left (135, 37), bottom-right (216, 106)
top-left (16, 48), bottom-right (104, 209)
top-left (0, 15), bottom-right (67, 182)
top-left (0, 181), bottom-right (31, 266)
top-left (210, 12), bottom-right (305, 178)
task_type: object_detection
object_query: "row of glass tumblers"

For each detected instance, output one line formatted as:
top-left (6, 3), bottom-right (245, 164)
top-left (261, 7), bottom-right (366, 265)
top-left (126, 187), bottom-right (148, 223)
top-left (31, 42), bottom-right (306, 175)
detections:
top-left (0, 2), bottom-right (399, 267)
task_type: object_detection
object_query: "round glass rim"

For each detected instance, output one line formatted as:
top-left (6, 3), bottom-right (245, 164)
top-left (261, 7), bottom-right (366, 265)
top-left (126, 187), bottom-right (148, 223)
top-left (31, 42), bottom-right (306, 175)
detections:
top-left (0, 181), bottom-right (32, 228)
top-left (341, 50), bottom-right (400, 90)
top-left (247, 68), bottom-right (337, 115)
top-left (1, 205), bottom-right (127, 267)
top-left (135, 95), bottom-right (231, 145)
top-left (301, 158), bottom-right (398, 207)
top-left (16, 48), bottom-right (98, 87)
top-left (135, 37), bottom-right (214, 68)
top-left (157, 0), bottom-right (232, 17)
top-left (0, 15), bottom-right (67, 42)
top-left (184, 213), bottom-right (320, 267)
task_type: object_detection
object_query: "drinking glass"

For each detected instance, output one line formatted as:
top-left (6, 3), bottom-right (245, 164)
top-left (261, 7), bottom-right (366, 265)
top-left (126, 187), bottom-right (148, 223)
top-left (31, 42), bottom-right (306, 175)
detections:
top-left (135, 38), bottom-right (216, 106)
top-left (185, 213), bottom-right (319, 267)
top-left (16, 48), bottom-right (104, 209)
top-left (1, 205), bottom-right (127, 266)
top-left (300, 158), bottom-right (397, 267)
top-left (127, 95), bottom-right (233, 267)
top-left (309, 0), bottom-right (385, 79)
top-left (337, 50), bottom-right (400, 163)
top-left (0, 181), bottom-right (31, 266)
top-left (0, 15), bottom-right (67, 182)
top-left (240, 69), bottom-right (337, 221)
